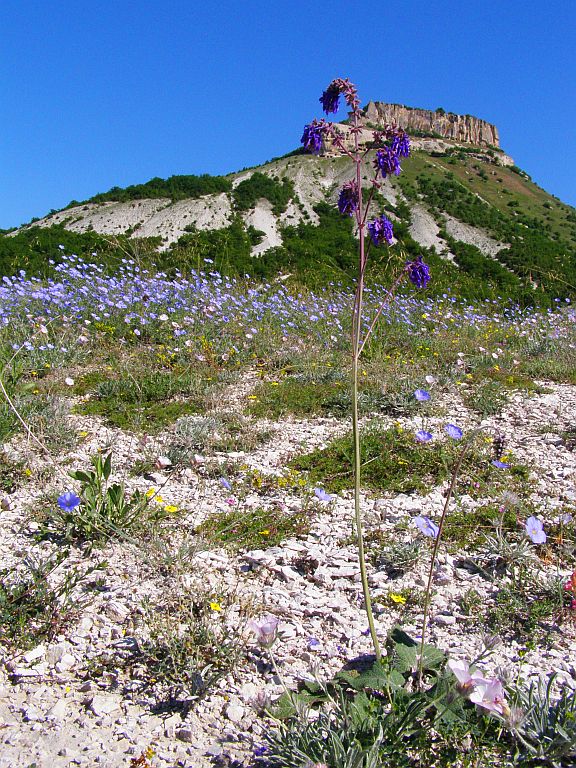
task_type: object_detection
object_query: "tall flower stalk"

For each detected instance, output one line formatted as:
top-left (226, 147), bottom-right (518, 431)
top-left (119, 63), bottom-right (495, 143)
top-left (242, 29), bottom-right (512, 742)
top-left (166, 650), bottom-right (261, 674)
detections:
top-left (301, 80), bottom-right (430, 659)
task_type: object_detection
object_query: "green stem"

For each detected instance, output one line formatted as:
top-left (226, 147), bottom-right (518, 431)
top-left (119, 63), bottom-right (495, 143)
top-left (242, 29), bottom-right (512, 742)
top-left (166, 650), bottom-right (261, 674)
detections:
top-left (350, 109), bottom-right (381, 662)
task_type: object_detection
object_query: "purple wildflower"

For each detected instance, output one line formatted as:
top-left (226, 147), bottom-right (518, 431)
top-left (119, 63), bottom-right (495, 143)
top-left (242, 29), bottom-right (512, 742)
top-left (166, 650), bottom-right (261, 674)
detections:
top-left (367, 215), bottom-right (394, 246)
top-left (301, 121), bottom-right (324, 154)
top-left (525, 516), bottom-right (546, 544)
top-left (469, 678), bottom-right (509, 717)
top-left (415, 430), bottom-right (433, 443)
top-left (319, 82), bottom-right (342, 114)
top-left (414, 388), bottom-right (430, 402)
top-left (374, 147), bottom-right (401, 177)
top-left (445, 424), bottom-right (463, 440)
top-left (57, 491), bottom-right (81, 512)
top-left (491, 460), bottom-right (510, 469)
top-left (314, 487), bottom-right (333, 502)
top-left (337, 180), bottom-right (359, 216)
top-left (391, 132), bottom-right (411, 158)
top-left (414, 515), bottom-right (439, 538)
top-left (220, 477), bottom-right (232, 490)
top-left (406, 255), bottom-right (431, 288)
top-left (246, 616), bottom-right (279, 647)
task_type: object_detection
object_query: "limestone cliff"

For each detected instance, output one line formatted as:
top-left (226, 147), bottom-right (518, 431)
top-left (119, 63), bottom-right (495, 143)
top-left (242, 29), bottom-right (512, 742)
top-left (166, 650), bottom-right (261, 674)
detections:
top-left (362, 102), bottom-right (500, 147)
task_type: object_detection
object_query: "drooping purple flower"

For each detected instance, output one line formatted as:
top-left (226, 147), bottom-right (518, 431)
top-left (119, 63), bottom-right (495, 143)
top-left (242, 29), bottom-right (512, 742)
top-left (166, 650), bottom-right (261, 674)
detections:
top-left (319, 82), bottom-right (342, 114)
top-left (525, 516), bottom-right (546, 544)
top-left (414, 388), bottom-right (431, 402)
top-left (314, 487), bottom-right (333, 502)
top-left (391, 132), bottom-right (411, 158)
top-left (337, 180), bottom-right (359, 216)
top-left (374, 147), bottom-right (401, 178)
top-left (57, 491), bottom-right (81, 512)
top-left (220, 477), bottom-right (232, 490)
top-left (406, 255), bottom-right (431, 289)
top-left (445, 424), bottom-right (463, 440)
top-left (301, 121), bottom-right (324, 154)
top-left (491, 460), bottom-right (510, 469)
top-left (415, 430), bottom-right (433, 443)
top-left (367, 215), bottom-right (394, 246)
top-left (414, 515), bottom-right (439, 538)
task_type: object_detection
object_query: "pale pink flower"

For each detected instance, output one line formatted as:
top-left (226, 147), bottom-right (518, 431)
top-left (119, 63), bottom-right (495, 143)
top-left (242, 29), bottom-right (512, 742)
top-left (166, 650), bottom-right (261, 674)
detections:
top-left (247, 616), bottom-right (279, 647)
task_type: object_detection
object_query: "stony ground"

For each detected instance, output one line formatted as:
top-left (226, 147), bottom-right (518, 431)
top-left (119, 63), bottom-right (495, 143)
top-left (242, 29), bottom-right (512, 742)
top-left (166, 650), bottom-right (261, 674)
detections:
top-left (0, 376), bottom-right (575, 768)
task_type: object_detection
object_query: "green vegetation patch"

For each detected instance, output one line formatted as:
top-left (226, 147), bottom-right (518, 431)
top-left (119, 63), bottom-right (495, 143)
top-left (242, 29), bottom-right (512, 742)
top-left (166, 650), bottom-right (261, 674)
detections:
top-left (70, 173), bottom-right (232, 205)
top-left (290, 424), bottom-right (525, 496)
top-left (75, 368), bottom-right (221, 432)
top-left (196, 505), bottom-right (310, 551)
top-left (232, 172), bottom-right (294, 215)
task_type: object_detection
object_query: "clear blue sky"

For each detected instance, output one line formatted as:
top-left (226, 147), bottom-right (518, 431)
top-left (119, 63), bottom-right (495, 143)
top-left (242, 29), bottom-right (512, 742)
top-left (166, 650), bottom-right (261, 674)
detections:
top-left (1, 0), bottom-right (575, 229)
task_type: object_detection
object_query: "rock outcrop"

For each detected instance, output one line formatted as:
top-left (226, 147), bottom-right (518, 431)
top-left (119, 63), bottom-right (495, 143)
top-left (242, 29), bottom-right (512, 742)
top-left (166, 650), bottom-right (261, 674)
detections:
top-left (363, 102), bottom-right (500, 147)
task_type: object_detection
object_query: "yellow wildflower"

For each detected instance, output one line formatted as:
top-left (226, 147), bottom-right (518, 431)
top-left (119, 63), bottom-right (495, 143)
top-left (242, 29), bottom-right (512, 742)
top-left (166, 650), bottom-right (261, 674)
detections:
top-left (210, 602), bottom-right (222, 612)
top-left (389, 593), bottom-right (407, 604)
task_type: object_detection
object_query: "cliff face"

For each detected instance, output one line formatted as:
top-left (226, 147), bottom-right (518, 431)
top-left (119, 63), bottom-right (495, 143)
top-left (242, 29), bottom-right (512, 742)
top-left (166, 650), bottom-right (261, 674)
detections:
top-left (363, 102), bottom-right (500, 147)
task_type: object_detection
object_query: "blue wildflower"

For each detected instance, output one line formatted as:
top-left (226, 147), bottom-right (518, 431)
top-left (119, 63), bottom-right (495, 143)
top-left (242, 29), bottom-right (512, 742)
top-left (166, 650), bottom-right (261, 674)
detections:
top-left (314, 488), bottom-right (333, 502)
top-left (491, 460), bottom-right (510, 469)
top-left (414, 389), bottom-right (431, 402)
top-left (414, 515), bottom-right (439, 538)
top-left (57, 491), bottom-right (81, 512)
top-left (445, 424), bottom-right (463, 440)
top-left (525, 516), bottom-right (546, 544)
top-left (415, 430), bottom-right (433, 443)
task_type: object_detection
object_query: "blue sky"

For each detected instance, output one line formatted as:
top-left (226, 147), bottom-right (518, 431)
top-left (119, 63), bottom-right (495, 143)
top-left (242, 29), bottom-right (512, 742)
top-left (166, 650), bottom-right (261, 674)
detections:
top-left (1, 0), bottom-right (575, 229)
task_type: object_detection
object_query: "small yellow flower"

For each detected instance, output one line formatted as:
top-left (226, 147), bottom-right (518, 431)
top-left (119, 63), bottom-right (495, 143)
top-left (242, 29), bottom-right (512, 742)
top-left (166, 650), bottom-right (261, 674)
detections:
top-left (154, 495), bottom-right (164, 504)
top-left (164, 505), bottom-right (178, 513)
top-left (210, 601), bottom-right (222, 612)
top-left (389, 593), bottom-right (407, 604)
top-left (145, 488), bottom-right (157, 498)
top-left (259, 529), bottom-right (270, 536)
top-left (24, 468), bottom-right (32, 476)
top-left (248, 395), bottom-right (258, 400)
top-left (271, 381), bottom-right (279, 386)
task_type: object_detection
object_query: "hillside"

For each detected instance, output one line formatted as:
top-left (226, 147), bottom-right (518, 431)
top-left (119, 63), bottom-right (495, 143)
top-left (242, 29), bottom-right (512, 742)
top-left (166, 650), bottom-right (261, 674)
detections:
top-left (3, 107), bottom-right (576, 305)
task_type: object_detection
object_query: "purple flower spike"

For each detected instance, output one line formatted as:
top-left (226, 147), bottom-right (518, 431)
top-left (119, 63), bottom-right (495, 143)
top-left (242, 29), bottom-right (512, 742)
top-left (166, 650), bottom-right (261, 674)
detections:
top-left (337, 180), bottom-right (359, 216)
top-left (491, 460), bottom-right (510, 469)
top-left (319, 82), bottom-right (342, 114)
top-left (415, 430), bottom-right (433, 443)
top-left (220, 477), bottom-right (232, 490)
top-left (301, 121), bottom-right (324, 154)
top-left (314, 487), bottom-right (333, 502)
top-left (374, 147), bottom-right (401, 178)
top-left (414, 515), bottom-right (439, 538)
top-left (57, 491), bottom-right (81, 512)
top-left (367, 215), bottom-right (394, 246)
top-left (414, 388), bottom-right (430, 402)
top-left (445, 424), bottom-right (463, 440)
top-left (391, 132), bottom-right (411, 158)
top-left (406, 255), bottom-right (431, 289)
top-left (525, 516), bottom-right (546, 544)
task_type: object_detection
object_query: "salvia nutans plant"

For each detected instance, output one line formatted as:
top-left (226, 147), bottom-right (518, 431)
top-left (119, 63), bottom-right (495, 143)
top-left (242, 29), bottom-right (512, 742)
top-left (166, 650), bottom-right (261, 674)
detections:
top-left (302, 77), bottom-right (430, 662)
top-left (256, 78), bottom-right (576, 768)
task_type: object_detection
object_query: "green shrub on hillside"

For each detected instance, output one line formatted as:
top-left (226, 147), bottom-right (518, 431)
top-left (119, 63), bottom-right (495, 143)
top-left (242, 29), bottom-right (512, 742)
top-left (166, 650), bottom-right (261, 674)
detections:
top-left (232, 172), bottom-right (295, 215)
top-left (69, 174), bottom-right (232, 206)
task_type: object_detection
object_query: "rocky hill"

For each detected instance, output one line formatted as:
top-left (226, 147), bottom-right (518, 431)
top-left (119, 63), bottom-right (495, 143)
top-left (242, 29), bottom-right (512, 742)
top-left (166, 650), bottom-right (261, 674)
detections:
top-left (363, 102), bottom-right (500, 147)
top-left (2, 106), bottom-right (576, 304)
